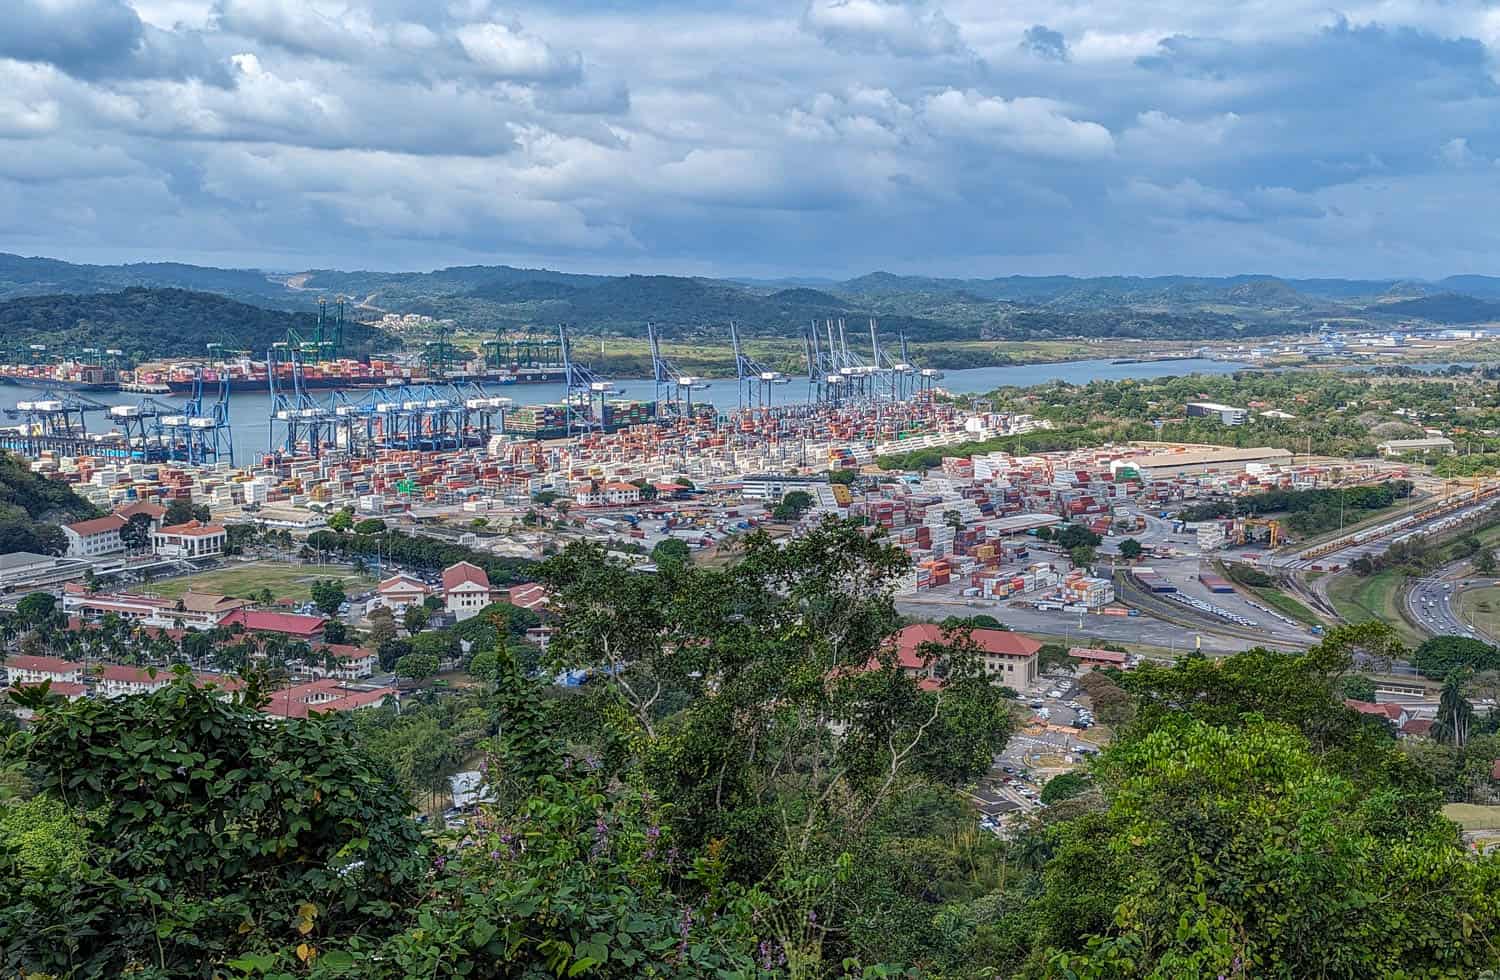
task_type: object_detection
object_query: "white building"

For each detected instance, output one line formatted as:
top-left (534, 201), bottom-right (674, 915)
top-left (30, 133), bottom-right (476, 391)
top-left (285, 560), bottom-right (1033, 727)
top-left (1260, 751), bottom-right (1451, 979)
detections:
top-left (372, 573), bottom-right (431, 615)
top-left (4, 655), bottom-right (83, 686)
top-left (152, 520), bottom-right (227, 559)
top-left (97, 665), bottom-right (175, 698)
top-left (61, 514), bottom-right (126, 559)
top-left (312, 644), bottom-right (378, 680)
top-left (442, 561), bottom-right (493, 622)
top-left (1185, 401), bottom-right (1250, 426)
top-left (1377, 437), bottom-right (1455, 457)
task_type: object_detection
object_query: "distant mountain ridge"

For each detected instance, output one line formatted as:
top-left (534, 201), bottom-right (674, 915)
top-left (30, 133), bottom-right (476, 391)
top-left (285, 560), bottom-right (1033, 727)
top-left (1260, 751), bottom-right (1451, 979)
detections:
top-left (0, 287), bottom-right (396, 359)
top-left (3, 252), bottom-right (1500, 343)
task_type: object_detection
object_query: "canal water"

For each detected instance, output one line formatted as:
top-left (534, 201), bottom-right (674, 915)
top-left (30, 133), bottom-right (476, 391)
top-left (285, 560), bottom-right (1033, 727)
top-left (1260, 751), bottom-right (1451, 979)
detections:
top-left (1, 357), bottom-right (1251, 465)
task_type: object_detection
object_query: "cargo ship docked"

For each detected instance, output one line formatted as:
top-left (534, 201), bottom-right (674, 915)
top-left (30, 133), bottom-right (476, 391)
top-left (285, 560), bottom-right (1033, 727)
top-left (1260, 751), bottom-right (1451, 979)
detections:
top-left (133, 359), bottom-right (566, 393)
top-left (0, 362), bottom-right (122, 392)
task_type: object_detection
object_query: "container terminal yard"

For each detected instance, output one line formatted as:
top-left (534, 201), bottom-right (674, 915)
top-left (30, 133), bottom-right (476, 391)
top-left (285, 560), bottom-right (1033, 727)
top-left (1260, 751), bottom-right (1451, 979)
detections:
top-left (3, 315), bottom-right (1493, 666)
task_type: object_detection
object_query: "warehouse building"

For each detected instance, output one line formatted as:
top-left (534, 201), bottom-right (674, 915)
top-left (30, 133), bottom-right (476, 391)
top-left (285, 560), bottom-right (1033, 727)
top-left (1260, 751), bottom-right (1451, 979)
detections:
top-left (1185, 402), bottom-right (1250, 425)
top-left (1111, 447), bottom-right (1294, 481)
top-left (1376, 437), bottom-right (1455, 456)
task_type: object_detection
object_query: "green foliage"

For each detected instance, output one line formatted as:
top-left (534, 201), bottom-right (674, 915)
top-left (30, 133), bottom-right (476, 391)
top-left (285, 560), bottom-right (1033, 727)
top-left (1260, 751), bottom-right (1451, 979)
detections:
top-left (309, 579), bottom-right (346, 618)
top-left (353, 518), bottom-right (386, 535)
top-left (1116, 538), bottom-right (1142, 561)
top-left (164, 496), bottom-right (209, 526)
top-left (1413, 634), bottom-right (1500, 679)
top-left (0, 675), bottom-right (425, 976)
top-left (394, 652), bottom-right (440, 682)
top-left (0, 450), bottom-right (96, 555)
top-left (305, 528), bottom-right (533, 588)
top-left (1041, 714), bottom-right (1500, 978)
top-left (1180, 480), bottom-right (1412, 535)
top-left (1038, 771), bottom-right (1089, 805)
top-left (402, 604), bottom-right (430, 633)
top-left (1337, 674), bottom-right (1377, 702)
top-left (1224, 562), bottom-right (1274, 587)
top-left (772, 489), bottom-right (815, 521)
top-left (326, 508), bottom-right (353, 532)
top-left (1054, 524), bottom-right (1102, 550)
top-left (14, 591), bottom-right (57, 625)
top-left (829, 468), bottom-right (859, 485)
top-left (0, 287), bottom-right (393, 359)
top-left (650, 537), bottom-right (691, 568)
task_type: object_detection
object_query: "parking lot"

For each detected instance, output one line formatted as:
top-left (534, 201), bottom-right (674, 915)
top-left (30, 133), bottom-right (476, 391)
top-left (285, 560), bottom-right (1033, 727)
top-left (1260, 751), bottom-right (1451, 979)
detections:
top-left (970, 669), bottom-right (1103, 835)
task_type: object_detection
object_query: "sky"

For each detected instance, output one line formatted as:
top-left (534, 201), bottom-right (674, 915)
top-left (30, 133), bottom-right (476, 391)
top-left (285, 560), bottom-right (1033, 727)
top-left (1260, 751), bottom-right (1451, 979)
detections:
top-left (5, 0), bottom-right (1500, 279)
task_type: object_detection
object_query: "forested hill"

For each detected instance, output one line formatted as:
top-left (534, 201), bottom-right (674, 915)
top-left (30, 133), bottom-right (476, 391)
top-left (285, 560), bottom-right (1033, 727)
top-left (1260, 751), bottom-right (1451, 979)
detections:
top-left (0, 449), bottom-right (97, 555)
top-left (0, 288), bottom-right (396, 360)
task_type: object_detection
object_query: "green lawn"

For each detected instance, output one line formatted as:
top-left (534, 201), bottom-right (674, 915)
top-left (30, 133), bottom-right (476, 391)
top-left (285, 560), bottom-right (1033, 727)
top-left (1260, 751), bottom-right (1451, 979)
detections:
top-left (1455, 587), bottom-right (1500, 639)
top-left (1249, 585), bottom-right (1323, 629)
top-left (133, 562), bottom-right (374, 603)
top-left (1443, 803), bottom-right (1500, 831)
top-left (1326, 569), bottom-right (1425, 646)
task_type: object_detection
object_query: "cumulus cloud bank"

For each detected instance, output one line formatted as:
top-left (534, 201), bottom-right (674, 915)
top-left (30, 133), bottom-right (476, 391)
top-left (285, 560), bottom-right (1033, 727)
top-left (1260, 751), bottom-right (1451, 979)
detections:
top-left (3, 0), bottom-right (1500, 276)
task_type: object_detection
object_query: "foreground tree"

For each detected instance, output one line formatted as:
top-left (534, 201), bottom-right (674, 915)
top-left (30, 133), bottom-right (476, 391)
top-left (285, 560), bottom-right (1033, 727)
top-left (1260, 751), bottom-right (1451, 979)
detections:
top-left (0, 674), bottom-right (425, 976)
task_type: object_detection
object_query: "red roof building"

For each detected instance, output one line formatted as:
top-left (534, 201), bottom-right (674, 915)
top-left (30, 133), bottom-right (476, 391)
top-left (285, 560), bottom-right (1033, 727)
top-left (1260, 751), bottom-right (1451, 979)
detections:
top-left (879, 624), bottom-right (1041, 688)
top-left (61, 514), bottom-right (127, 558)
top-left (152, 520), bottom-right (228, 559)
top-left (1069, 647), bottom-right (1129, 669)
top-left (4, 654), bottom-right (84, 685)
top-left (442, 562), bottom-right (493, 622)
top-left (1345, 699), bottom-right (1409, 727)
top-left (507, 583), bottom-right (549, 610)
top-left (261, 679), bottom-right (397, 719)
top-left (374, 573), bottom-right (430, 614)
top-left (222, 609), bottom-right (327, 642)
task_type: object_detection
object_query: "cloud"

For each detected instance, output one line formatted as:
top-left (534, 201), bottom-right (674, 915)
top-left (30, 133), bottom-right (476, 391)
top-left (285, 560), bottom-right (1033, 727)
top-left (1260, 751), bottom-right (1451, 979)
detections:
top-left (923, 89), bottom-right (1114, 159)
top-left (802, 0), bottom-right (969, 57)
top-left (8, 4), bottom-right (1500, 277)
top-left (455, 21), bottom-right (581, 82)
top-left (3, 0), bottom-right (230, 84)
top-left (1021, 25), bottom-right (1068, 61)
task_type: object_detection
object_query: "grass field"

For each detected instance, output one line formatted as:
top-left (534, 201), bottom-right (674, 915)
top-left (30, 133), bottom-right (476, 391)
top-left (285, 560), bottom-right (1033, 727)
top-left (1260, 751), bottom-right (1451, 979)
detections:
top-left (1327, 569), bottom-right (1425, 646)
top-left (1443, 803), bottom-right (1500, 831)
top-left (1456, 587), bottom-right (1500, 638)
top-left (1249, 585), bottom-right (1323, 628)
top-left (134, 562), bottom-right (375, 603)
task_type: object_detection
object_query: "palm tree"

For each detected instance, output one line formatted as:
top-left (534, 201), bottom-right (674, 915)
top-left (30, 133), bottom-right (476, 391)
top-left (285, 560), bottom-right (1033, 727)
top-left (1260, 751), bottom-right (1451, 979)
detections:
top-left (1433, 669), bottom-right (1475, 749)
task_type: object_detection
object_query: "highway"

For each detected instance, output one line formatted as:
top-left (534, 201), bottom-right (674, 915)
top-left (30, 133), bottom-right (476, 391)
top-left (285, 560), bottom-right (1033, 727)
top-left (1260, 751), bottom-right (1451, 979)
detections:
top-left (1405, 569), bottom-right (1500, 644)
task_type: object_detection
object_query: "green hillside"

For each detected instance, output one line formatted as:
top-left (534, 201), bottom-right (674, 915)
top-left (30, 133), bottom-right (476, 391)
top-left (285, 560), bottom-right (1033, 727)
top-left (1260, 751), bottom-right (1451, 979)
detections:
top-left (0, 288), bottom-right (397, 360)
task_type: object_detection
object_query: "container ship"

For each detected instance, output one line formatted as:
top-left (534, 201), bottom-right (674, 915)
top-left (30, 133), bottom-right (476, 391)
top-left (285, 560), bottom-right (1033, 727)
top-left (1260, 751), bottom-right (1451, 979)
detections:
top-left (136, 358), bottom-right (567, 393)
top-left (0, 362), bottom-right (122, 392)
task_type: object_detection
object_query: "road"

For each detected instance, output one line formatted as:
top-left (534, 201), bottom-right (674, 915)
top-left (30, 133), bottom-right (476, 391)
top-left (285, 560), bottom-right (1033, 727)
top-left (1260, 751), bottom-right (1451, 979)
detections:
top-left (894, 594), bottom-right (1269, 655)
top-left (1406, 568), bottom-right (1500, 644)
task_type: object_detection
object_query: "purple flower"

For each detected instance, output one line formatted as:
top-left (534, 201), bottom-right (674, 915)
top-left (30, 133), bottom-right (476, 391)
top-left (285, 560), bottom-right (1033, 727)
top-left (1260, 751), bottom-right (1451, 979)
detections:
top-left (489, 850), bottom-right (502, 861)
top-left (432, 856), bottom-right (446, 871)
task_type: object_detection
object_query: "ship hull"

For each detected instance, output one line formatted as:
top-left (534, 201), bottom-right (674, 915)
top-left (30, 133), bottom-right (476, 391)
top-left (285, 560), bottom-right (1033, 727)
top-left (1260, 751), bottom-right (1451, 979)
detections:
top-left (0, 375), bottom-right (119, 392)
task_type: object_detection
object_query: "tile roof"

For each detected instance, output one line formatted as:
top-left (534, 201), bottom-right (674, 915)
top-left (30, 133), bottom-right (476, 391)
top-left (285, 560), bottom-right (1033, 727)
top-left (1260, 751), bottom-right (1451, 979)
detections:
top-left (65, 514), bottom-right (126, 537)
top-left (891, 624), bottom-right (1041, 667)
top-left (222, 609), bottom-right (327, 637)
top-left (98, 665), bottom-right (174, 684)
top-left (378, 573), bottom-right (430, 594)
top-left (442, 561), bottom-right (490, 593)
top-left (157, 520), bottom-right (226, 537)
top-left (9, 680), bottom-right (86, 698)
top-left (1069, 647), bottom-right (1128, 664)
top-left (6, 654), bottom-right (81, 674)
top-left (1345, 699), bottom-right (1406, 721)
top-left (115, 501), bottom-right (166, 520)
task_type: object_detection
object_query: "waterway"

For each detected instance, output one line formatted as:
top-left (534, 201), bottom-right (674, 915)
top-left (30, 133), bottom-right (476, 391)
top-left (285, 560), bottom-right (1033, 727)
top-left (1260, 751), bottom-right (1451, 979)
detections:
top-left (1, 357), bottom-right (1251, 465)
